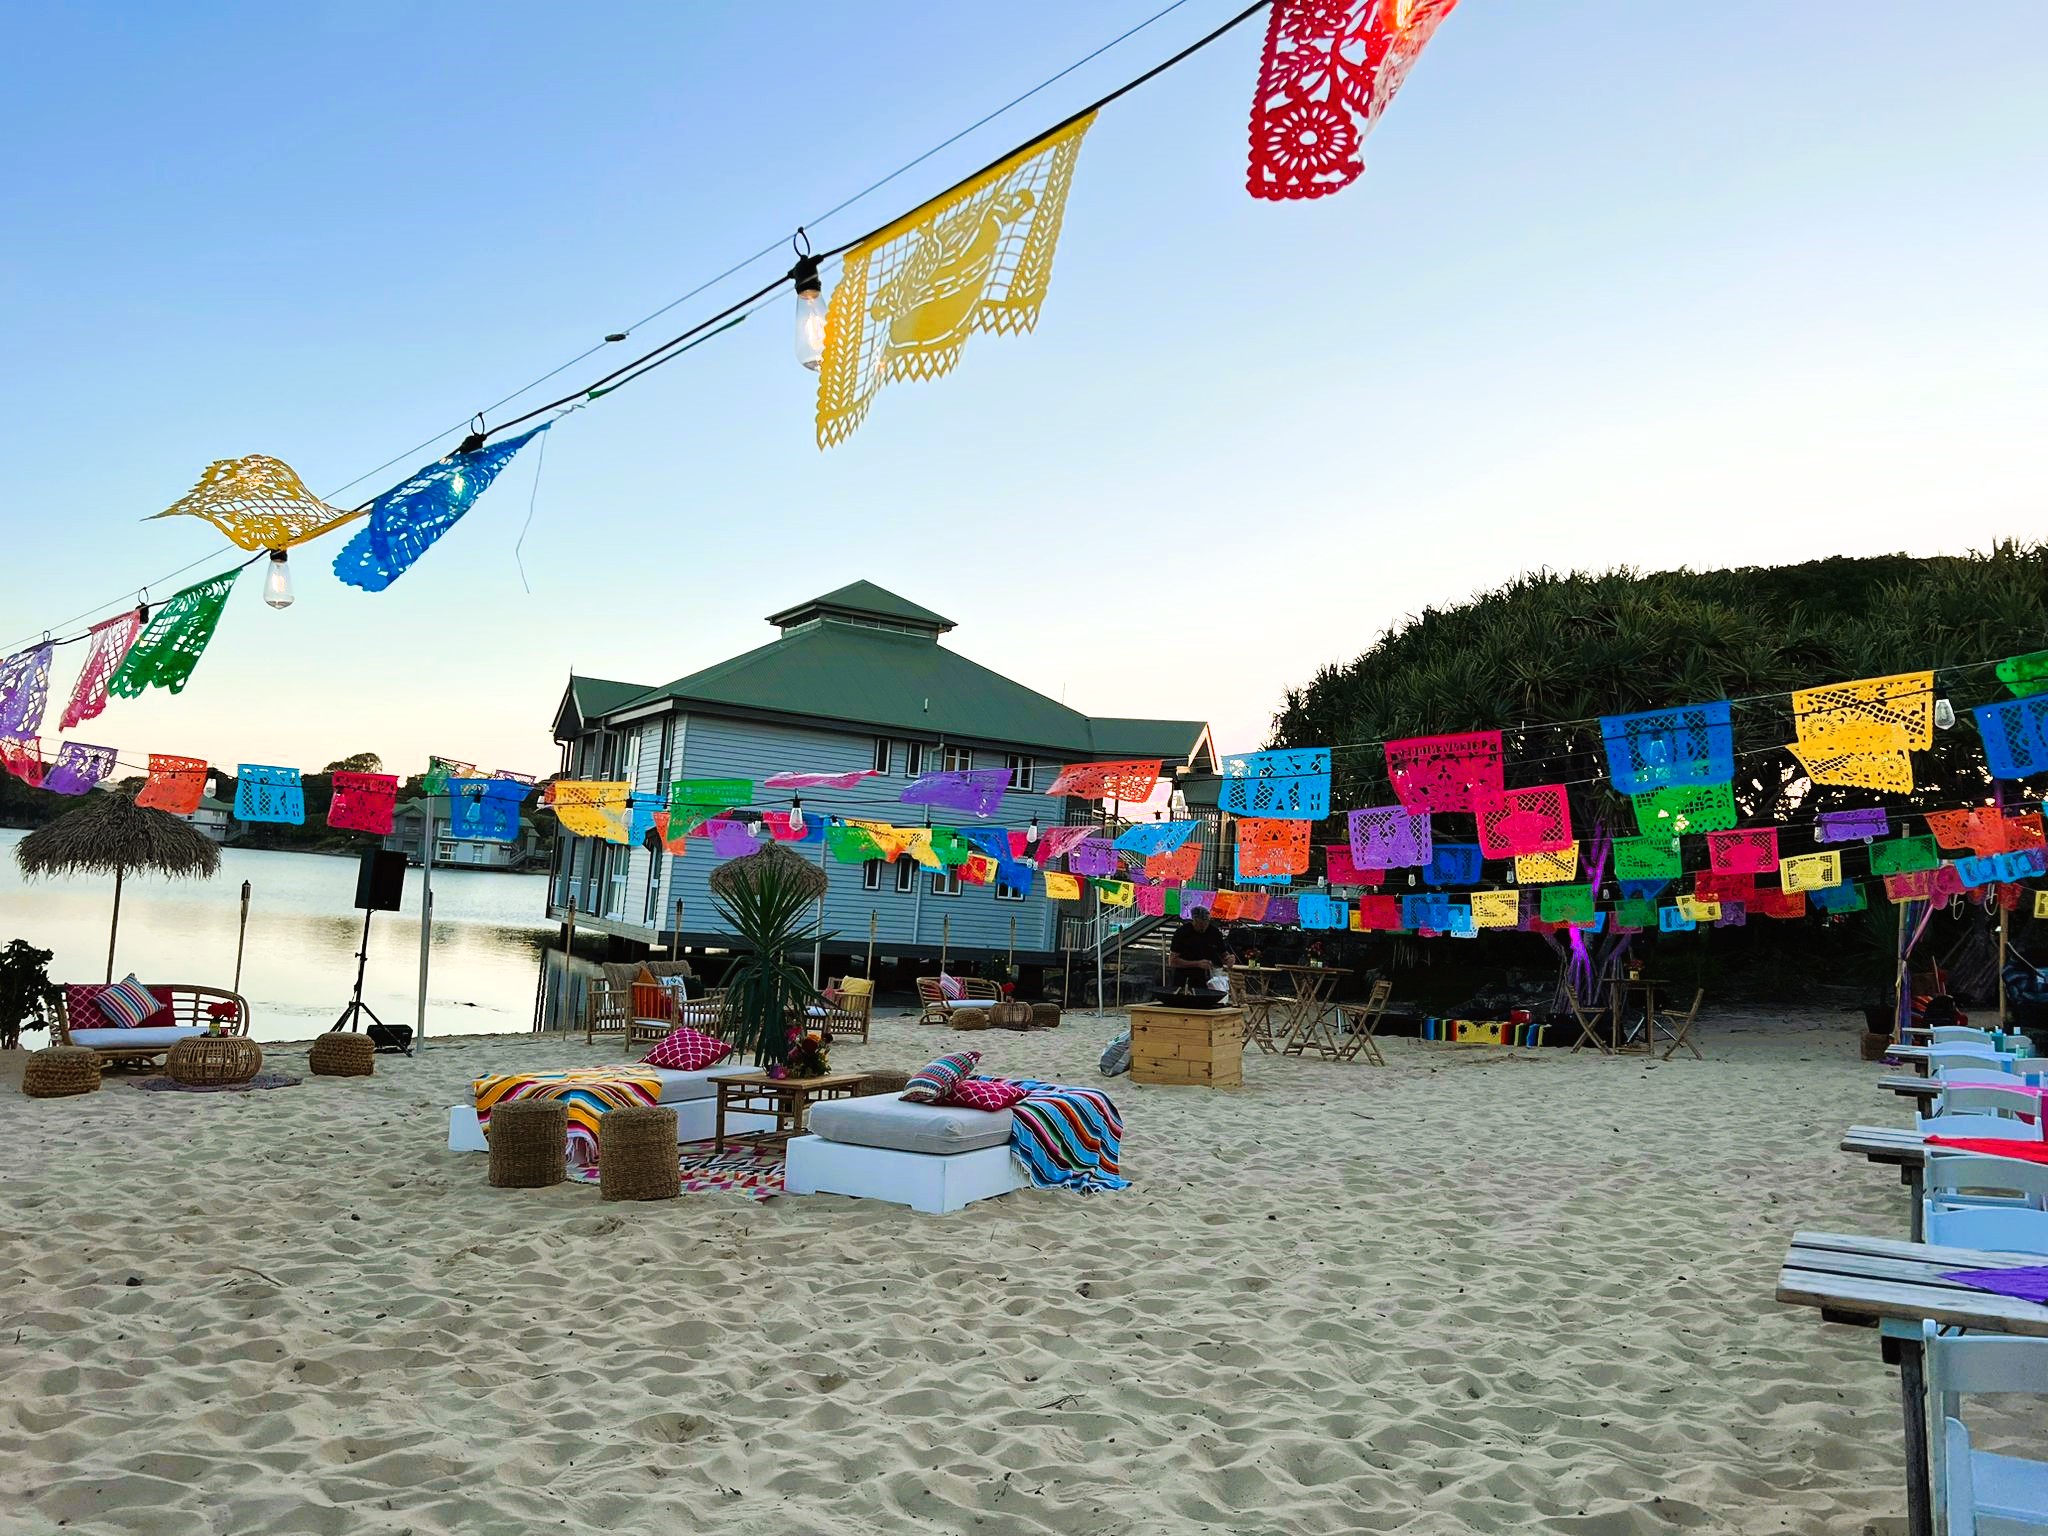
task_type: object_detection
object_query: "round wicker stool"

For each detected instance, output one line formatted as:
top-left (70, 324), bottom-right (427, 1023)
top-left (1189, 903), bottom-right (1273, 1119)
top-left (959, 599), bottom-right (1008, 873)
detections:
top-left (989, 1000), bottom-right (1034, 1032)
top-left (599, 1106), bottom-right (679, 1202)
top-left (950, 1008), bottom-right (991, 1031)
top-left (23, 1046), bottom-right (101, 1099)
top-left (1030, 1003), bottom-right (1063, 1030)
top-left (309, 1032), bottom-right (375, 1077)
top-left (860, 1069), bottom-right (914, 1097)
top-left (489, 1100), bottom-right (566, 1188)
top-left (166, 1036), bottom-right (263, 1086)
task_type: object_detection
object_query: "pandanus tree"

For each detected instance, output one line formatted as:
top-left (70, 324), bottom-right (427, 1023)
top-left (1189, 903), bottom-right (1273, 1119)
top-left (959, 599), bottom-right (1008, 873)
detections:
top-left (708, 845), bottom-right (832, 1071)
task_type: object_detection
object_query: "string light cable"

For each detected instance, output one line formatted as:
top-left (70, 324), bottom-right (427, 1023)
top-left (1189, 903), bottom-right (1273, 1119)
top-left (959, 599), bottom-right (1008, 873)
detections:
top-left (0, 0), bottom-right (1254, 659)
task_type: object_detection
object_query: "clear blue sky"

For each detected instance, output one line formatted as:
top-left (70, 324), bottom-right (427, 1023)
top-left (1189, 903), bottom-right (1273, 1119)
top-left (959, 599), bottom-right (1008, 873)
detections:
top-left (2, 1), bottom-right (2044, 779)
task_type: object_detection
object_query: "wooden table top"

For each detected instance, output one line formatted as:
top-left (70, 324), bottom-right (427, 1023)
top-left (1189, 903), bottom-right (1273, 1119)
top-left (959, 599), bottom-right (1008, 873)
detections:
top-left (714, 1070), bottom-right (869, 1092)
top-left (1879, 1075), bottom-right (1941, 1101)
top-left (1261, 964), bottom-right (1351, 976)
top-left (1777, 1229), bottom-right (2048, 1336)
top-left (1843, 1124), bottom-right (1928, 1165)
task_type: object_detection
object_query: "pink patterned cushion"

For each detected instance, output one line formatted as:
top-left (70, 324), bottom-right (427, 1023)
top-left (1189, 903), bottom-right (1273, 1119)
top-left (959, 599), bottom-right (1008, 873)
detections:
top-left (67, 982), bottom-right (173, 1032)
top-left (641, 1025), bottom-right (732, 1072)
top-left (902, 1049), bottom-right (981, 1103)
top-left (944, 1076), bottom-right (1029, 1112)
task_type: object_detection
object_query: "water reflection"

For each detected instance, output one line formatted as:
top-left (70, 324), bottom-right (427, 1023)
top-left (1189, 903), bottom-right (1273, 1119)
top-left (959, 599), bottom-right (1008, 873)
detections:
top-left (0, 830), bottom-right (552, 1042)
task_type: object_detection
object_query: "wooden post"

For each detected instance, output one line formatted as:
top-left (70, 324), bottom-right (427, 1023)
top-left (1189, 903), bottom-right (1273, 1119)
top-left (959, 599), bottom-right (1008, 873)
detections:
top-left (866, 909), bottom-right (877, 983)
top-left (1894, 898), bottom-right (1912, 1043)
top-left (105, 865), bottom-right (124, 983)
top-left (1008, 913), bottom-right (1016, 971)
top-left (812, 835), bottom-right (829, 987)
top-left (941, 914), bottom-right (950, 976)
top-left (1999, 904), bottom-right (2010, 1027)
top-left (415, 814), bottom-right (434, 1053)
top-left (559, 900), bottom-right (578, 1034)
top-left (233, 879), bottom-right (251, 993)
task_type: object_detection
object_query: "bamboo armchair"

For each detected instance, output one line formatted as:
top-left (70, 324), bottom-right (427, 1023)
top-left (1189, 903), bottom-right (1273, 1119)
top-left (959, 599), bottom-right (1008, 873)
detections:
top-left (53, 983), bottom-right (250, 1067)
top-left (916, 976), bottom-right (1003, 1026)
top-left (809, 978), bottom-right (873, 1044)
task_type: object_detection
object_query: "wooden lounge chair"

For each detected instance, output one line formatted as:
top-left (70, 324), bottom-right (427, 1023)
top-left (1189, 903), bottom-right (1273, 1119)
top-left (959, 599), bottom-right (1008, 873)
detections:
top-left (1564, 987), bottom-right (1611, 1055)
top-left (916, 976), bottom-right (1001, 1026)
top-left (1333, 979), bottom-right (1394, 1066)
top-left (811, 977), bottom-right (873, 1044)
top-left (53, 983), bottom-right (250, 1067)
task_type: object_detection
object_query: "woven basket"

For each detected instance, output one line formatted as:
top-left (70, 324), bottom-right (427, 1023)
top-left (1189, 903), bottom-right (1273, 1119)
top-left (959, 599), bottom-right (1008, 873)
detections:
top-left (309, 1032), bottom-right (375, 1077)
top-left (987, 1000), bottom-right (1033, 1031)
top-left (489, 1100), bottom-right (567, 1189)
top-left (167, 1036), bottom-right (263, 1086)
top-left (859, 1069), bottom-right (914, 1097)
top-left (23, 1046), bottom-right (101, 1099)
top-left (1030, 1003), bottom-right (1063, 1030)
top-left (950, 1008), bottom-right (992, 1031)
top-left (599, 1106), bottom-right (680, 1202)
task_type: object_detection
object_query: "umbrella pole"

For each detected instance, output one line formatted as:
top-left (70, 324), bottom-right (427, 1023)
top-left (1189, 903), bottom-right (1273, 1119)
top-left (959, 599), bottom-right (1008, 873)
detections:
top-left (106, 865), bottom-right (123, 983)
top-left (233, 879), bottom-right (251, 994)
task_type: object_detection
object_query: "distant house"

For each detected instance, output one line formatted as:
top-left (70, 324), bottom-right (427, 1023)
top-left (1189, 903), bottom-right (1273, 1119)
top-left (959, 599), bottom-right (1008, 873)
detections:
top-left (387, 795), bottom-right (544, 870)
top-left (176, 793), bottom-right (233, 845)
top-left (548, 581), bottom-right (1217, 964)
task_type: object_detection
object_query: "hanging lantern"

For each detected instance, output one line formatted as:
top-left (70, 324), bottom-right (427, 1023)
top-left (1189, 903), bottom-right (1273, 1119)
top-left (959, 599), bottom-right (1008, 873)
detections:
top-left (789, 241), bottom-right (826, 372)
top-left (262, 549), bottom-right (295, 609)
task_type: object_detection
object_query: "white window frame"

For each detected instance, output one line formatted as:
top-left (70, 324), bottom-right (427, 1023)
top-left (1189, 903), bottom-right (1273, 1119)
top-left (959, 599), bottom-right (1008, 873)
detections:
top-left (863, 860), bottom-right (883, 892)
top-left (872, 736), bottom-right (893, 775)
top-left (932, 868), bottom-right (962, 897)
top-left (996, 878), bottom-right (1026, 902)
top-left (1005, 753), bottom-right (1032, 790)
top-left (942, 743), bottom-right (972, 773)
top-left (894, 859), bottom-right (916, 894)
top-left (907, 742), bottom-right (931, 776)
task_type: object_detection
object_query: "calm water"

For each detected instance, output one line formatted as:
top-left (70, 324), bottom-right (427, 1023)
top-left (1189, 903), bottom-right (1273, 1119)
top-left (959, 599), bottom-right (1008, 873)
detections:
top-left (0, 829), bottom-right (553, 1042)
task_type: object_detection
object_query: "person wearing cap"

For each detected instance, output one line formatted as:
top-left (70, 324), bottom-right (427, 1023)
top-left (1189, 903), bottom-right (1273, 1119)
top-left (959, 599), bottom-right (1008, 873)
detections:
top-left (1169, 906), bottom-right (1236, 998)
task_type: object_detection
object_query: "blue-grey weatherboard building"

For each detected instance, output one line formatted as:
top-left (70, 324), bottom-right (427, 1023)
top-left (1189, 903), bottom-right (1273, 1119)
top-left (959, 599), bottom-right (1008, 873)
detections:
top-left (547, 582), bottom-right (1215, 967)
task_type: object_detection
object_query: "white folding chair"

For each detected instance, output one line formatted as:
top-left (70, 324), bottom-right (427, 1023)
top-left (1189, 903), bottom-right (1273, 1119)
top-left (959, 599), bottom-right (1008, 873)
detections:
top-left (1926, 1321), bottom-right (2048, 1534)
top-left (1931, 1026), bottom-right (2004, 1046)
top-left (1917, 1113), bottom-right (2044, 1141)
top-left (1927, 1154), bottom-right (2048, 1215)
top-left (1925, 1205), bottom-right (2048, 1256)
top-left (1930, 1047), bottom-right (2021, 1075)
top-left (1936, 1086), bottom-right (2044, 1120)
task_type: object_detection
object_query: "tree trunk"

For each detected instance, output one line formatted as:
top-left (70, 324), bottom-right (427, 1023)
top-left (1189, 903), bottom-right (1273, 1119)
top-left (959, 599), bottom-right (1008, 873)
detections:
top-left (106, 866), bottom-right (124, 983)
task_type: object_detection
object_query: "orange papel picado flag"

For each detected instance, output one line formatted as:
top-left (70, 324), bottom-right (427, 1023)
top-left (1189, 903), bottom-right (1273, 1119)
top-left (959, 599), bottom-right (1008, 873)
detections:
top-left (815, 113), bottom-right (1096, 448)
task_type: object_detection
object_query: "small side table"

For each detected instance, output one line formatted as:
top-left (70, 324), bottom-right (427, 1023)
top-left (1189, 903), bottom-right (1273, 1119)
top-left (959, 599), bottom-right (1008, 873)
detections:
top-left (166, 1035), bottom-right (264, 1086)
top-left (714, 1071), bottom-right (870, 1152)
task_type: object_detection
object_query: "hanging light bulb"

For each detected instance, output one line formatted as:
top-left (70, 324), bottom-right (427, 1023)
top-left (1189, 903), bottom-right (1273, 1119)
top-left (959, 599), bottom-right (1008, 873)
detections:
top-left (788, 796), bottom-right (806, 835)
top-left (1934, 698), bottom-right (1956, 731)
top-left (789, 241), bottom-right (826, 371)
top-left (1026, 815), bottom-right (1040, 848)
top-left (262, 549), bottom-right (294, 609)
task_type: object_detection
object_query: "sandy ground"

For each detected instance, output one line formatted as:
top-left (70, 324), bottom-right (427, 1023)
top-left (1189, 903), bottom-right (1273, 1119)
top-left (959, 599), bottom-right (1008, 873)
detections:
top-left (0, 1006), bottom-right (1963, 1535)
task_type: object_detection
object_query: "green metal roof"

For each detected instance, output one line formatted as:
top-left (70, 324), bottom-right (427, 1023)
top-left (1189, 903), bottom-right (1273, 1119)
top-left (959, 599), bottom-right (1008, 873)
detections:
top-left (1088, 715), bottom-right (1213, 765)
top-left (569, 676), bottom-right (648, 718)
top-left (766, 581), bottom-right (955, 634)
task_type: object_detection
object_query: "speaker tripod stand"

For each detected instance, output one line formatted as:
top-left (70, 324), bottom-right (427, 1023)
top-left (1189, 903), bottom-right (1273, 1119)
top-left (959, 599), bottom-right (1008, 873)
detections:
top-left (333, 907), bottom-right (398, 1045)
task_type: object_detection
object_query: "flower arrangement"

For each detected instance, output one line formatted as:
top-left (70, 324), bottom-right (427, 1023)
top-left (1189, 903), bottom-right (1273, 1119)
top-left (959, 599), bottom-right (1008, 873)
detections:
top-left (783, 1026), bottom-right (831, 1079)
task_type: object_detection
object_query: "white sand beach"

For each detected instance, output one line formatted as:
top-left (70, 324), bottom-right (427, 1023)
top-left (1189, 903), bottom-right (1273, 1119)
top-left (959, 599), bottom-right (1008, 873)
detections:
top-left (1, 1008), bottom-right (1916, 1535)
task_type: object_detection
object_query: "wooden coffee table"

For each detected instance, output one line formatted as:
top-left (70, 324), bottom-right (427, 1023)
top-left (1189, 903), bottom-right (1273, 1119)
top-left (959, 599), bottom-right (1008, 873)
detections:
top-left (714, 1070), bottom-right (870, 1152)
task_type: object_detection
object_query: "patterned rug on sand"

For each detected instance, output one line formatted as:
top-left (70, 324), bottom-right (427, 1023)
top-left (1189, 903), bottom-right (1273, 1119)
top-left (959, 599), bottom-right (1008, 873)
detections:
top-left (133, 1071), bottom-right (304, 1094)
top-left (569, 1140), bottom-right (784, 1200)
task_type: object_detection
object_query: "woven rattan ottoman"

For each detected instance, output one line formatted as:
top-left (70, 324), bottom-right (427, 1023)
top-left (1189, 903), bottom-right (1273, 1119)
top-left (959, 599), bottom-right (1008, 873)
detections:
top-left (489, 1100), bottom-right (567, 1188)
top-left (167, 1036), bottom-right (263, 1086)
top-left (599, 1106), bottom-right (680, 1201)
top-left (1030, 1003), bottom-right (1062, 1030)
top-left (309, 1032), bottom-right (375, 1077)
top-left (24, 1046), bottom-right (101, 1099)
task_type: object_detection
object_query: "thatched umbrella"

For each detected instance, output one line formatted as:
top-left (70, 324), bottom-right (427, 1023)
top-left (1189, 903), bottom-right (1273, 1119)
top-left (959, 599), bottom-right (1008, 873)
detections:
top-left (15, 792), bottom-right (222, 981)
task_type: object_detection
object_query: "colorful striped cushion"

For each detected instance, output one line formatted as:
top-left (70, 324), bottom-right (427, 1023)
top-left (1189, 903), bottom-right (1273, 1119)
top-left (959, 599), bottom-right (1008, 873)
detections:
top-left (95, 975), bottom-right (163, 1029)
top-left (902, 1049), bottom-right (980, 1103)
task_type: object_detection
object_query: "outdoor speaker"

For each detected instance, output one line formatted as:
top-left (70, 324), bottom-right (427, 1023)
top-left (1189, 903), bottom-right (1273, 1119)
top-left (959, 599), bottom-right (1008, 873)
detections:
top-left (354, 848), bottom-right (407, 913)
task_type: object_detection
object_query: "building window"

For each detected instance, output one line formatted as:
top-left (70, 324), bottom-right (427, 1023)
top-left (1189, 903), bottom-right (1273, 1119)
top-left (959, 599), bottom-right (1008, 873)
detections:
top-left (933, 869), bottom-right (962, 897)
top-left (644, 852), bottom-right (666, 923)
top-left (895, 859), bottom-right (915, 894)
top-left (872, 736), bottom-right (893, 775)
top-left (942, 743), bottom-right (972, 773)
top-left (906, 742), bottom-right (930, 776)
top-left (1006, 753), bottom-right (1032, 790)
top-left (996, 879), bottom-right (1026, 902)
top-left (863, 860), bottom-right (883, 891)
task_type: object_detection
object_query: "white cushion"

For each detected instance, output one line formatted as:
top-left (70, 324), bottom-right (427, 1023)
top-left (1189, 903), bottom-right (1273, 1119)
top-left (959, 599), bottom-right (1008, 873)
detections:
top-left (69, 1026), bottom-right (207, 1049)
top-left (608, 1064), bottom-right (747, 1104)
top-left (807, 1092), bottom-right (1013, 1154)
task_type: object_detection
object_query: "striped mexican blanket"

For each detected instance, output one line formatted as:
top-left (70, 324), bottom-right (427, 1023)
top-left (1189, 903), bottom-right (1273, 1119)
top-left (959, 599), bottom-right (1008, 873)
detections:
top-left (474, 1070), bottom-right (662, 1166)
top-left (1007, 1079), bottom-right (1129, 1194)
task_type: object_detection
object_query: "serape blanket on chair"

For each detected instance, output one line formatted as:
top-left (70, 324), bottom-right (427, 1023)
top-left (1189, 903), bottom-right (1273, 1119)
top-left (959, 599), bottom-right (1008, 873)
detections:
top-left (1007, 1079), bottom-right (1128, 1194)
top-left (474, 1070), bottom-right (662, 1166)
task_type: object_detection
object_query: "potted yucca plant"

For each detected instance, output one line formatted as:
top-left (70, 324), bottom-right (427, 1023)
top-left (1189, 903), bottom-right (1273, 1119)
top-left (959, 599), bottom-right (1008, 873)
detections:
top-left (709, 846), bottom-right (833, 1074)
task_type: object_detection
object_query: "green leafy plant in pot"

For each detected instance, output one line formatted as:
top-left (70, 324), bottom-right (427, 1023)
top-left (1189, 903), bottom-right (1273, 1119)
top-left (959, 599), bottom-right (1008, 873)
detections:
top-left (709, 846), bottom-right (834, 1074)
